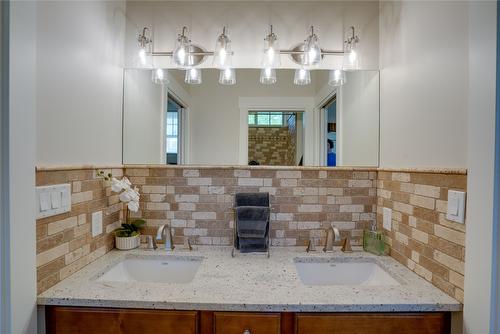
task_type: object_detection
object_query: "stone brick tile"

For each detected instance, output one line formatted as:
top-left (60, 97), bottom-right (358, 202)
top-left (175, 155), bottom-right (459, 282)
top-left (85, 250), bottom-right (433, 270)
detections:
top-left (37, 242), bottom-right (69, 267)
top-left (72, 191), bottom-right (93, 204)
top-left (410, 173), bottom-right (466, 189)
top-left (409, 194), bottom-right (435, 210)
top-left (434, 225), bottom-right (465, 246)
top-left (433, 249), bottom-right (465, 274)
top-left (47, 216), bottom-right (78, 236)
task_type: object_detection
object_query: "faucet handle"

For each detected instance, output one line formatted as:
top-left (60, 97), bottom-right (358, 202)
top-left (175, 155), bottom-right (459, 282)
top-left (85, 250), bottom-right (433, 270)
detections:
top-left (341, 237), bottom-right (352, 253)
top-left (146, 235), bottom-right (157, 250)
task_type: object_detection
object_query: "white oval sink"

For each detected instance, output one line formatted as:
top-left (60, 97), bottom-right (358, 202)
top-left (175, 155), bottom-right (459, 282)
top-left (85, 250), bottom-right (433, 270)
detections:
top-left (294, 259), bottom-right (400, 286)
top-left (97, 256), bottom-right (203, 283)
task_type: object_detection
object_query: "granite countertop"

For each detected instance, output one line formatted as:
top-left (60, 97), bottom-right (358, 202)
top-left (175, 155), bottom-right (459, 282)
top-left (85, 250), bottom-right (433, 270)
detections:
top-left (37, 246), bottom-right (462, 312)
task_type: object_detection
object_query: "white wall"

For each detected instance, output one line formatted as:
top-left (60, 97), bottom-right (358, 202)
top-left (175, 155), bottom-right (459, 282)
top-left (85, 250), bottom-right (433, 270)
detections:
top-left (124, 1), bottom-right (379, 70)
top-left (123, 70), bottom-right (164, 164)
top-left (36, 1), bottom-right (126, 165)
top-left (464, 2), bottom-right (497, 333)
top-left (338, 71), bottom-right (379, 166)
top-left (379, 1), bottom-right (468, 168)
top-left (8, 1), bottom-right (37, 332)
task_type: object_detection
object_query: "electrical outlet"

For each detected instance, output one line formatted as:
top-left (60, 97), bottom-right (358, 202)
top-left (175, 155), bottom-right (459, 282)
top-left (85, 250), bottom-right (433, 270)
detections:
top-left (92, 211), bottom-right (103, 237)
top-left (383, 207), bottom-right (392, 231)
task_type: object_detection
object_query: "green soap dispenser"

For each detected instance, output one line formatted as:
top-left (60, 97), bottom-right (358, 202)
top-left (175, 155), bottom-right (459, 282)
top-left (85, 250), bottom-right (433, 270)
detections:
top-left (363, 227), bottom-right (388, 256)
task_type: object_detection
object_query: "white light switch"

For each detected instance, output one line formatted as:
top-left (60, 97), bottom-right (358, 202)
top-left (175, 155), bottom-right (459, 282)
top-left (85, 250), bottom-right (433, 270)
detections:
top-left (92, 211), bottom-right (103, 237)
top-left (39, 192), bottom-right (51, 211)
top-left (50, 191), bottom-right (61, 209)
top-left (383, 207), bottom-right (392, 231)
top-left (36, 184), bottom-right (71, 218)
top-left (447, 190), bottom-right (466, 224)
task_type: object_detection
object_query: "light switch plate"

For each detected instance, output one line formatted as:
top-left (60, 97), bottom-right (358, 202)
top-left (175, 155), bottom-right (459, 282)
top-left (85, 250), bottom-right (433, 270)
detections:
top-left (92, 211), bottom-right (103, 237)
top-left (447, 190), bottom-right (466, 224)
top-left (383, 207), bottom-right (392, 231)
top-left (36, 184), bottom-right (71, 219)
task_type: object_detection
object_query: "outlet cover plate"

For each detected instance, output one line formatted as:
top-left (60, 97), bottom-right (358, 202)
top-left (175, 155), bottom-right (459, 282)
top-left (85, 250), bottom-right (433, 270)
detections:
top-left (92, 211), bottom-right (103, 237)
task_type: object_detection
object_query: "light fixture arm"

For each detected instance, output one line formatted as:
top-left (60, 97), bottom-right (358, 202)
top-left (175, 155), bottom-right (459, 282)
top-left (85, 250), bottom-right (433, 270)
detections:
top-left (345, 26), bottom-right (359, 46)
top-left (138, 27), bottom-right (152, 49)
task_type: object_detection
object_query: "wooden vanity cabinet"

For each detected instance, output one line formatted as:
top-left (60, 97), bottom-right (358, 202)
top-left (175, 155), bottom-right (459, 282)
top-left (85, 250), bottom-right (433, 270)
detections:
top-left (45, 307), bottom-right (451, 334)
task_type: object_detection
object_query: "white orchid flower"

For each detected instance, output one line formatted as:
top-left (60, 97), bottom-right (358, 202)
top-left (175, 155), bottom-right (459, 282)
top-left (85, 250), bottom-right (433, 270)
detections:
top-left (127, 199), bottom-right (140, 212)
top-left (111, 178), bottom-right (123, 193)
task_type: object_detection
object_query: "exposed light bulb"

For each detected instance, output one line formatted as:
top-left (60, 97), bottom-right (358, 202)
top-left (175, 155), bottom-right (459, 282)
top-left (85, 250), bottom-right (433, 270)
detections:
top-left (304, 26), bottom-right (321, 66)
top-left (343, 26), bottom-right (360, 70)
top-left (139, 48), bottom-right (147, 66)
top-left (172, 27), bottom-right (193, 68)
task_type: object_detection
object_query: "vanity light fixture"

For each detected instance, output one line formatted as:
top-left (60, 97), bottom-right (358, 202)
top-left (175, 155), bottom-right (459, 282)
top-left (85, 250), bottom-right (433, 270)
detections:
top-left (294, 68), bottom-right (311, 86)
top-left (152, 68), bottom-right (169, 85)
top-left (303, 26), bottom-right (322, 66)
top-left (343, 26), bottom-right (360, 70)
top-left (260, 68), bottom-right (277, 85)
top-left (328, 69), bottom-right (347, 87)
top-left (213, 27), bottom-right (233, 69)
top-left (137, 27), bottom-right (152, 67)
top-left (261, 25), bottom-right (281, 68)
top-left (185, 68), bottom-right (202, 84)
top-left (219, 68), bottom-right (236, 85)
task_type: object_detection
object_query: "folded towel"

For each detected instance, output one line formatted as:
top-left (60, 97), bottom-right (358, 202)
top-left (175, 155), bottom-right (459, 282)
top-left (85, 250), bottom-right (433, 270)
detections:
top-left (235, 192), bottom-right (269, 207)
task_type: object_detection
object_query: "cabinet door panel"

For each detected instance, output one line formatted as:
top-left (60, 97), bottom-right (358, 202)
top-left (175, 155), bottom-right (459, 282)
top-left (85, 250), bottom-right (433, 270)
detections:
top-left (296, 313), bottom-right (450, 334)
top-left (46, 307), bottom-right (198, 334)
top-left (214, 312), bottom-right (280, 334)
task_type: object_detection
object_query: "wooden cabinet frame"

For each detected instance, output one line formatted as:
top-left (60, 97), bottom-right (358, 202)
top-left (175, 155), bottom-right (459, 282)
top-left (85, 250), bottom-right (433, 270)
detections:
top-left (45, 306), bottom-right (451, 334)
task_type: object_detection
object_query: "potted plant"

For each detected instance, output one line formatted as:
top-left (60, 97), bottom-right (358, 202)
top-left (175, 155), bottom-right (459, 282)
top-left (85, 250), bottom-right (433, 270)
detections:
top-left (110, 176), bottom-right (145, 250)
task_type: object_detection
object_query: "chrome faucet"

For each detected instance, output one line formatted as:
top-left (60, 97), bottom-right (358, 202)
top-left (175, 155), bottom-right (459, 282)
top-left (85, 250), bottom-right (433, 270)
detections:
top-left (323, 225), bottom-right (340, 252)
top-left (156, 224), bottom-right (175, 251)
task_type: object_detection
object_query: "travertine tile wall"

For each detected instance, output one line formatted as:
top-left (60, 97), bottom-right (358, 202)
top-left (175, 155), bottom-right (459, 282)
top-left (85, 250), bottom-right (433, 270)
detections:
top-left (36, 168), bottom-right (123, 293)
top-left (36, 165), bottom-right (467, 304)
top-left (376, 170), bottom-right (467, 302)
top-left (248, 127), bottom-right (295, 165)
top-left (127, 167), bottom-right (377, 247)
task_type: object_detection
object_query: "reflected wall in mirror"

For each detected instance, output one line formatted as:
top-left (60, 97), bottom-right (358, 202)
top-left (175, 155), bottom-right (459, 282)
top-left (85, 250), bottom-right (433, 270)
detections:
top-left (122, 69), bottom-right (379, 167)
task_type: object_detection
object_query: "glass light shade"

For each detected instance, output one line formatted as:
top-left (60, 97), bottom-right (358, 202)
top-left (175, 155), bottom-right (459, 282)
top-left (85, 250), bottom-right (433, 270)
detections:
top-left (261, 34), bottom-right (281, 68)
top-left (328, 69), bottom-right (347, 87)
top-left (172, 34), bottom-right (193, 68)
top-left (260, 68), bottom-right (277, 85)
top-left (294, 68), bottom-right (311, 85)
top-left (152, 68), bottom-right (169, 85)
top-left (343, 42), bottom-right (359, 70)
top-left (219, 68), bottom-right (236, 85)
top-left (185, 68), bottom-right (202, 84)
top-left (138, 47), bottom-right (152, 68)
top-left (304, 35), bottom-right (321, 66)
top-left (213, 33), bottom-right (232, 69)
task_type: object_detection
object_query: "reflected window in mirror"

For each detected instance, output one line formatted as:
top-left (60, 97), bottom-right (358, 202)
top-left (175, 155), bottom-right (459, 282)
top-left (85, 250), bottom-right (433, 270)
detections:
top-left (322, 97), bottom-right (337, 167)
top-left (248, 111), bottom-right (304, 166)
top-left (166, 96), bottom-right (184, 165)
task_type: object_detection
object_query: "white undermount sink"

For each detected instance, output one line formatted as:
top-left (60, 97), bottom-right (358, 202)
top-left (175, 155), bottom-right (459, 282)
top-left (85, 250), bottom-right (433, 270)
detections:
top-left (294, 258), bottom-right (400, 286)
top-left (97, 256), bottom-right (203, 283)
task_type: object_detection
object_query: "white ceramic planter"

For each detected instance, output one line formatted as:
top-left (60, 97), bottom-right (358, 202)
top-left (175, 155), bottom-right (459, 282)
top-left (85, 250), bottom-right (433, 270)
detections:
top-left (115, 235), bottom-right (140, 250)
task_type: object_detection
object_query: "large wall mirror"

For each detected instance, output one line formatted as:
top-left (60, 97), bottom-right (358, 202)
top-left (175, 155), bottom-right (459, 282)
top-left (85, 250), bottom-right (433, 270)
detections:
top-left (122, 69), bottom-right (379, 167)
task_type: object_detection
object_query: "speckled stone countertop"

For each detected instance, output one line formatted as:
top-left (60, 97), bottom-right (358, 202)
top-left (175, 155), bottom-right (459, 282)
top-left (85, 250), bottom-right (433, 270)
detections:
top-left (37, 246), bottom-right (461, 312)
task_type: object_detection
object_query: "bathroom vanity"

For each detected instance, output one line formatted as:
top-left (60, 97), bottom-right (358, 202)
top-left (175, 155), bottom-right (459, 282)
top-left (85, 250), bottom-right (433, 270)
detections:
top-left (39, 247), bottom-right (460, 334)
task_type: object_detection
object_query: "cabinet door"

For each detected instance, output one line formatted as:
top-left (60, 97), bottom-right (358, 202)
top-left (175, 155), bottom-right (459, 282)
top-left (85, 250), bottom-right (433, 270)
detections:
top-left (46, 307), bottom-right (198, 334)
top-left (296, 313), bottom-right (450, 334)
top-left (214, 312), bottom-right (281, 334)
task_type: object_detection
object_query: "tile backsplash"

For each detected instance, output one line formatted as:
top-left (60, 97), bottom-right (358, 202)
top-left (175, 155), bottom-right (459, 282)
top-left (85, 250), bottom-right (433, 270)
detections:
top-left (376, 170), bottom-right (467, 302)
top-left (36, 168), bottom-right (123, 294)
top-left (36, 165), bottom-right (467, 303)
top-left (126, 167), bottom-right (377, 247)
